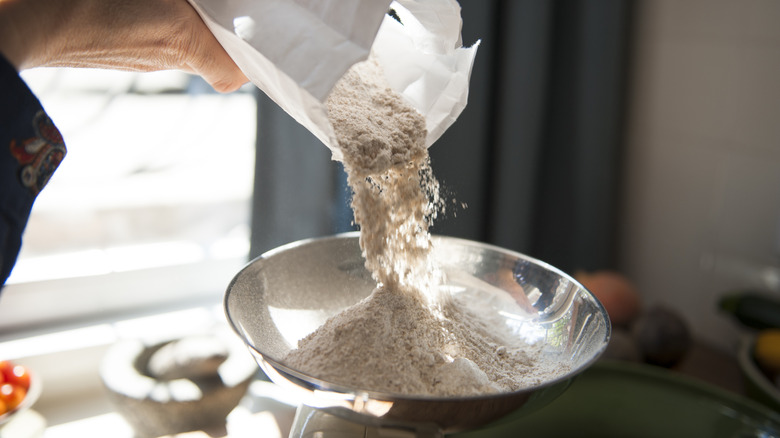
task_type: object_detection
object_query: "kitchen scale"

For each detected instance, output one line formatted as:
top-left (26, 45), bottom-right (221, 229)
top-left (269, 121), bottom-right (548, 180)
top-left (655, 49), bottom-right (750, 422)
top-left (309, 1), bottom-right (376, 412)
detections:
top-left (224, 233), bottom-right (611, 437)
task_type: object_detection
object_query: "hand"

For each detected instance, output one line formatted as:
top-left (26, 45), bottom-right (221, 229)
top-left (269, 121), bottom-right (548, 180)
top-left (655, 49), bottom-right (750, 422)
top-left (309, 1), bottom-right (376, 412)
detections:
top-left (0, 0), bottom-right (248, 92)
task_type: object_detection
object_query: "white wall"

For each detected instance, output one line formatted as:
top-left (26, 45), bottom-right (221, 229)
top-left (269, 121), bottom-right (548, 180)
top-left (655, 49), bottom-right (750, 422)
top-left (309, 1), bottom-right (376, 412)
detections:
top-left (621, 0), bottom-right (780, 351)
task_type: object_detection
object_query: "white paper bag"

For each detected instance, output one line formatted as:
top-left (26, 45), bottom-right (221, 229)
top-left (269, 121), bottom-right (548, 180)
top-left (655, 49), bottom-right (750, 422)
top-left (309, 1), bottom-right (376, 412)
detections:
top-left (187, 0), bottom-right (478, 161)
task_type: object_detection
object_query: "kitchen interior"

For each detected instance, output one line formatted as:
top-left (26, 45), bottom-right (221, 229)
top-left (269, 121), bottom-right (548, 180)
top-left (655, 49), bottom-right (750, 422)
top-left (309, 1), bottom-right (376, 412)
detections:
top-left (1, 0), bottom-right (779, 437)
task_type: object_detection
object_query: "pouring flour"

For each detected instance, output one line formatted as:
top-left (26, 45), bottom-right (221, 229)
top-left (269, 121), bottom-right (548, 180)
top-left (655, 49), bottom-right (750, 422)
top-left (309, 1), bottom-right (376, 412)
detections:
top-left (182, 0), bottom-right (557, 397)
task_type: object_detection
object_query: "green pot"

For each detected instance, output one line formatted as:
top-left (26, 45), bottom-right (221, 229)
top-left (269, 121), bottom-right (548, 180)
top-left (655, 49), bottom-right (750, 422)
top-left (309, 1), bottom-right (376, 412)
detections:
top-left (455, 360), bottom-right (780, 438)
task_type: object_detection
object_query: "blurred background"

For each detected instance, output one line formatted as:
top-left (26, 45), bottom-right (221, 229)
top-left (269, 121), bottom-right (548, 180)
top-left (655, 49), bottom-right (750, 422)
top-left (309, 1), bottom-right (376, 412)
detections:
top-left (0, 0), bottom-right (779, 432)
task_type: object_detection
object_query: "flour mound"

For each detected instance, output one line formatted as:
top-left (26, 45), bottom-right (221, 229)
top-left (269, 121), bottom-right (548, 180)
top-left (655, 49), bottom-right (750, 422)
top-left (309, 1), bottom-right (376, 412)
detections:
top-left (285, 287), bottom-right (450, 395)
top-left (284, 284), bottom-right (562, 396)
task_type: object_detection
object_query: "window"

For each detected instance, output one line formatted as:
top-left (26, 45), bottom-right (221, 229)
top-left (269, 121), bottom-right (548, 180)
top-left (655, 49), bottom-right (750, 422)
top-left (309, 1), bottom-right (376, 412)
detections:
top-left (0, 68), bottom-right (256, 333)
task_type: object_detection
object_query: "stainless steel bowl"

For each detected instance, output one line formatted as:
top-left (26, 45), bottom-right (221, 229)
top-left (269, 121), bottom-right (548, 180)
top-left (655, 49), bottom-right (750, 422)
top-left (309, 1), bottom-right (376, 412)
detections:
top-left (224, 233), bottom-right (610, 434)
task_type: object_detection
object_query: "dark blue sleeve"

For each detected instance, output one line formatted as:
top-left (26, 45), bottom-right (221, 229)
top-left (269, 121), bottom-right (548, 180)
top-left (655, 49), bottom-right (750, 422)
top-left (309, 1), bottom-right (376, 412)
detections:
top-left (0, 54), bottom-right (67, 288)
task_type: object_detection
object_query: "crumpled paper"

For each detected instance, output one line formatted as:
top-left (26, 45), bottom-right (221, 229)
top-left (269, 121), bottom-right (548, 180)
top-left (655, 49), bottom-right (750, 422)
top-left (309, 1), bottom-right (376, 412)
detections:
top-left (186, 0), bottom-right (478, 160)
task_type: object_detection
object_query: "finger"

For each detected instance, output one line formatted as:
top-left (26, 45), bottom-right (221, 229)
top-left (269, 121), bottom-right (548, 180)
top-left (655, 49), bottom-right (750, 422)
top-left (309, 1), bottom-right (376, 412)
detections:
top-left (186, 20), bottom-right (249, 93)
top-left (202, 47), bottom-right (249, 93)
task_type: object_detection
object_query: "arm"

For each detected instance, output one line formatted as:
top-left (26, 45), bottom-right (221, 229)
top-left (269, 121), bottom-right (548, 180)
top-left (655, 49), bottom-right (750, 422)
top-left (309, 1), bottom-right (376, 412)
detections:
top-left (0, 0), bottom-right (248, 92)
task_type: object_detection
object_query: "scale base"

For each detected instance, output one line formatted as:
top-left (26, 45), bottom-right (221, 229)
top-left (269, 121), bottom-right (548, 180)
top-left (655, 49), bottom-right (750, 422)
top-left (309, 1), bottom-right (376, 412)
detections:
top-left (290, 405), bottom-right (442, 438)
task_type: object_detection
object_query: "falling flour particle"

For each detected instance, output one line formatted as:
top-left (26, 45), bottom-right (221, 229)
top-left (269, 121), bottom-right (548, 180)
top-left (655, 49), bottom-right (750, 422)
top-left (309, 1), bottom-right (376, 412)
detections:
top-left (283, 56), bottom-right (565, 396)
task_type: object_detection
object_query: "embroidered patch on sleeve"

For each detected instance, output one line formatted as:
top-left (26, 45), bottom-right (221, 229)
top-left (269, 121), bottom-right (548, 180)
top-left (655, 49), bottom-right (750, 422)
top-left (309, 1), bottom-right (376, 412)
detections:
top-left (9, 110), bottom-right (66, 195)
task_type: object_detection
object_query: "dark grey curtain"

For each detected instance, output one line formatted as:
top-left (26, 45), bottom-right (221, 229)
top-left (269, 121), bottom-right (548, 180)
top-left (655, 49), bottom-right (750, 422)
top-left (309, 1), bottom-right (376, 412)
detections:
top-left (250, 0), bottom-right (633, 275)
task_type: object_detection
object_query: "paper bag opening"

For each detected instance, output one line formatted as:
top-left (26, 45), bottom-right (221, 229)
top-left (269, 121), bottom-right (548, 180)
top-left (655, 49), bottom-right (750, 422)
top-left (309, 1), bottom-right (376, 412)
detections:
top-left (187, 0), bottom-right (479, 161)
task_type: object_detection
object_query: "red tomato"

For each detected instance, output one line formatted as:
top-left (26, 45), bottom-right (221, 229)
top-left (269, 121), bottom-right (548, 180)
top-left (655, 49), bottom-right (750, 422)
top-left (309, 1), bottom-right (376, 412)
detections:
top-left (0, 361), bottom-right (11, 382)
top-left (0, 397), bottom-right (7, 416)
top-left (6, 366), bottom-right (30, 390)
top-left (0, 383), bottom-right (26, 411)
